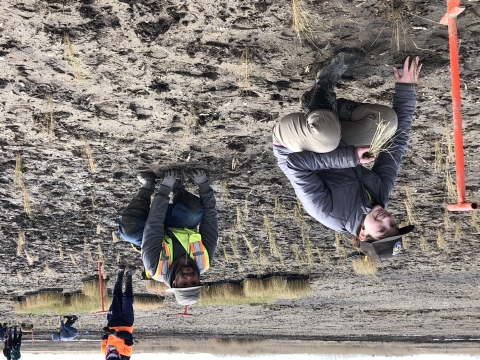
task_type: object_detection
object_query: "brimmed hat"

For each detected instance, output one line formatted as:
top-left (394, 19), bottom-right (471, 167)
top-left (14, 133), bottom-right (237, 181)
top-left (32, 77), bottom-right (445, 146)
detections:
top-left (166, 286), bottom-right (203, 305)
top-left (359, 225), bottom-right (414, 261)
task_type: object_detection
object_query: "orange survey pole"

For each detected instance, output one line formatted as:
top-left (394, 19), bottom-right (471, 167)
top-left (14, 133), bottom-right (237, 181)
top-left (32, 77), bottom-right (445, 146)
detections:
top-left (95, 260), bottom-right (109, 314)
top-left (440, 0), bottom-right (478, 212)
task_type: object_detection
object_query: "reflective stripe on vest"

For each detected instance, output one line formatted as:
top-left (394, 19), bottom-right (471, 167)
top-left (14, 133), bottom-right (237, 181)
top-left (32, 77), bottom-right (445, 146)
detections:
top-left (149, 228), bottom-right (209, 282)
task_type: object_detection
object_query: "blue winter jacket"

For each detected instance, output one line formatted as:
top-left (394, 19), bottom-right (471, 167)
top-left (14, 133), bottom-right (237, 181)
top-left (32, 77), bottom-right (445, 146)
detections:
top-left (273, 82), bottom-right (418, 235)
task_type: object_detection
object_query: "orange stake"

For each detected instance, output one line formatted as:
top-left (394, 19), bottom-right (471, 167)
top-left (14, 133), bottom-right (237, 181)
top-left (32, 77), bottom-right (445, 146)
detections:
top-left (95, 260), bottom-right (109, 314)
top-left (441, 0), bottom-right (478, 212)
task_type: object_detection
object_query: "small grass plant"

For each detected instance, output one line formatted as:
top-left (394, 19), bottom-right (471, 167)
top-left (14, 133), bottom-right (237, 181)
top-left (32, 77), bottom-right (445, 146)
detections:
top-left (352, 256), bottom-right (377, 276)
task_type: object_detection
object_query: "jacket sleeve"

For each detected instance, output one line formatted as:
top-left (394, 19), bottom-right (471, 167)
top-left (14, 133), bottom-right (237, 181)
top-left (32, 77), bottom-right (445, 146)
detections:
top-left (371, 82), bottom-right (417, 198)
top-left (141, 185), bottom-right (170, 276)
top-left (284, 146), bottom-right (357, 222)
top-left (286, 146), bottom-right (357, 172)
top-left (198, 181), bottom-right (218, 263)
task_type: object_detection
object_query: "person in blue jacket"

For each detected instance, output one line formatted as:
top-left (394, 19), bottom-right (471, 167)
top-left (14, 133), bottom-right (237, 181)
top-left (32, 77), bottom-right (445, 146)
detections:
top-left (272, 49), bottom-right (422, 261)
top-left (52, 316), bottom-right (79, 341)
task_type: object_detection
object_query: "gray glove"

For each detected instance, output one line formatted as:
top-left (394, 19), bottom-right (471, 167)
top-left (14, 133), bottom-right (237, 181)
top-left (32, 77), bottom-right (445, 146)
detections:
top-left (189, 169), bottom-right (208, 185)
top-left (161, 169), bottom-right (178, 188)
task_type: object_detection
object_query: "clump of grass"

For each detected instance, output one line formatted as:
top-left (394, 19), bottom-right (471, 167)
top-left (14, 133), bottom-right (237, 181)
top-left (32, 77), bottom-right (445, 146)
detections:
top-left (274, 195), bottom-right (286, 220)
top-left (419, 235), bottom-right (429, 252)
top-left (17, 270), bottom-right (23, 281)
top-left (111, 231), bottom-right (119, 243)
top-left (434, 140), bottom-right (443, 174)
top-left (69, 252), bottom-right (83, 274)
top-left (315, 246), bottom-right (330, 264)
top-left (436, 230), bottom-right (448, 251)
top-left (454, 221), bottom-right (462, 241)
top-left (352, 256), bottom-right (377, 276)
top-left (45, 262), bottom-right (51, 276)
top-left (443, 206), bottom-right (450, 231)
top-left (82, 278), bottom-right (107, 298)
top-left (445, 170), bottom-right (457, 203)
top-left (263, 214), bottom-right (283, 262)
top-left (96, 224), bottom-right (104, 234)
top-left (237, 48), bottom-right (250, 91)
top-left (303, 234), bottom-right (313, 266)
top-left (293, 198), bottom-right (304, 225)
top-left (242, 235), bottom-right (257, 263)
top-left (24, 250), bottom-right (35, 265)
top-left (22, 185), bottom-right (32, 218)
top-left (17, 232), bottom-right (25, 255)
top-left (182, 105), bottom-right (199, 144)
top-left (43, 94), bottom-right (55, 138)
top-left (14, 153), bottom-right (23, 188)
top-left (292, 0), bottom-right (318, 46)
top-left (63, 33), bottom-right (82, 79)
top-left (200, 283), bottom-right (244, 305)
top-left (146, 280), bottom-right (168, 297)
top-left (81, 136), bottom-right (96, 173)
top-left (365, 118), bottom-right (396, 158)
top-left (58, 247), bottom-right (64, 261)
top-left (133, 295), bottom-right (164, 311)
top-left (243, 277), bottom-right (310, 303)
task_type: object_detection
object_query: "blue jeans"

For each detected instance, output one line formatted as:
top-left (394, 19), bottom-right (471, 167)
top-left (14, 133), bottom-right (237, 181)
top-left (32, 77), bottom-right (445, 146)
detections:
top-left (118, 190), bottom-right (205, 247)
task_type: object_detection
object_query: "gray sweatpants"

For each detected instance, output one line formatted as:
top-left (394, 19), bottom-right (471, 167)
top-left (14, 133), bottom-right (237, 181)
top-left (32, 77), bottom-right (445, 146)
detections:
top-left (273, 104), bottom-right (398, 153)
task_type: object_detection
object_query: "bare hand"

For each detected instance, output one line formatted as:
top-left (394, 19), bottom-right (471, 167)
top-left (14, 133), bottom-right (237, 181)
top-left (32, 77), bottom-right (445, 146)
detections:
top-left (393, 56), bottom-right (422, 84)
top-left (356, 146), bottom-right (376, 164)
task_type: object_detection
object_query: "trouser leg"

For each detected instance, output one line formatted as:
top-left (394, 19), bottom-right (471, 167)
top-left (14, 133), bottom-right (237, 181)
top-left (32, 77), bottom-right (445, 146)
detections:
top-left (118, 188), bottom-right (152, 246)
top-left (340, 104), bottom-right (398, 146)
top-left (165, 190), bottom-right (205, 229)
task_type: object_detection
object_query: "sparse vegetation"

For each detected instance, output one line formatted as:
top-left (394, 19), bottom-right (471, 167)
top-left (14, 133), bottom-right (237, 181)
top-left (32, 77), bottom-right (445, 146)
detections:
top-left (146, 280), bottom-right (168, 297)
top-left (365, 118), bottom-right (397, 158)
top-left (352, 256), bottom-right (377, 276)
top-left (43, 94), bottom-right (55, 138)
top-left (436, 230), bottom-right (448, 251)
top-left (419, 235), bottom-right (429, 252)
top-left (63, 33), bottom-right (83, 79)
top-left (291, 0), bottom-right (318, 46)
top-left (17, 232), bottom-right (25, 256)
top-left (133, 295), bottom-right (164, 310)
top-left (81, 136), bottom-right (96, 173)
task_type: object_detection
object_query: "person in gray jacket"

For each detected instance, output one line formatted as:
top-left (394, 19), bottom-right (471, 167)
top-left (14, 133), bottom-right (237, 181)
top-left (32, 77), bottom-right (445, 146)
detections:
top-left (141, 169), bottom-right (218, 305)
top-left (52, 316), bottom-right (79, 341)
top-left (273, 50), bottom-right (422, 260)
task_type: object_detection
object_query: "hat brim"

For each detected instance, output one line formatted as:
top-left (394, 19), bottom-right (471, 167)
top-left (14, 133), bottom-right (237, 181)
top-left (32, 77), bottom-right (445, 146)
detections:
top-left (370, 224), bottom-right (415, 244)
top-left (165, 285), bottom-right (203, 293)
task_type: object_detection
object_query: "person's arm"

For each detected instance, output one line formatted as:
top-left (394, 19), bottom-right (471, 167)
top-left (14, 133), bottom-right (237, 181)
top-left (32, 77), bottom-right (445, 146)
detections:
top-left (142, 170), bottom-right (177, 276)
top-left (372, 57), bottom-right (421, 198)
top-left (286, 146), bottom-right (357, 172)
top-left (198, 181), bottom-right (218, 262)
top-left (189, 170), bottom-right (218, 263)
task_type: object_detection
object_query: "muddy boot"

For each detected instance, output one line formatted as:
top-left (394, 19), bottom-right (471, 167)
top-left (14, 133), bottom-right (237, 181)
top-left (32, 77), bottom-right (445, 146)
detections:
top-left (307, 48), bottom-right (365, 116)
top-left (125, 269), bottom-right (134, 298)
top-left (337, 98), bottom-right (364, 122)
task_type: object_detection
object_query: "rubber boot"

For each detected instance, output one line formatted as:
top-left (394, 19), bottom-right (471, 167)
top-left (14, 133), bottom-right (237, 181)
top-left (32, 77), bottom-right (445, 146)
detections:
top-left (306, 48), bottom-right (365, 117)
top-left (125, 270), bottom-right (134, 298)
top-left (113, 268), bottom-right (125, 297)
top-left (337, 98), bottom-right (364, 122)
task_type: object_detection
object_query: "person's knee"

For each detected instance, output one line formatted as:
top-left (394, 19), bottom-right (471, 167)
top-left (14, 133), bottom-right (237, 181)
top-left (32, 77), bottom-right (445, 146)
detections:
top-left (378, 106), bottom-right (398, 130)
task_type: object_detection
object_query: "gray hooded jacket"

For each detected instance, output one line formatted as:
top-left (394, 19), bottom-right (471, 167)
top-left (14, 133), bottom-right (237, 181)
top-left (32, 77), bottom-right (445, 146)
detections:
top-left (273, 83), bottom-right (417, 235)
top-left (141, 181), bottom-right (218, 285)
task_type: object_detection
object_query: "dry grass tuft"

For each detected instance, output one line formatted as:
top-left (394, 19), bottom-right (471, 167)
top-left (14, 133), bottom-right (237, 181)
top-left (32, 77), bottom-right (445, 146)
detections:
top-left (454, 221), bottom-right (462, 241)
top-left (134, 295), bottom-right (164, 311)
top-left (235, 205), bottom-right (243, 229)
top-left (82, 279), bottom-right (107, 298)
top-left (22, 185), bottom-right (32, 218)
top-left (419, 235), bottom-right (429, 252)
top-left (237, 48), bottom-right (251, 90)
top-left (43, 94), bottom-right (55, 138)
top-left (182, 105), bottom-right (199, 144)
top-left (263, 214), bottom-right (283, 262)
top-left (434, 140), bottom-right (443, 174)
top-left (111, 231), bottom-right (119, 243)
top-left (58, 247), bottom-right (64, 261)
top-left (14, 153), bottom-right (23, 188)
top-left (146, 280), bottom-right (168, 297)
top-left (292, 0), bottom-right (318, 45)
top-left (293, 198), bottom-right (304, 225)
top-left (96, 224), bottom-right (104, 234)
top-left (367, 118), bottom-right (397, 157)
top-left (69, 252), bottom-right (83, 274)
top-left (274, 195), bottom-right (286, 220)
top-left (443, 206), bottom-right (450, 231)
top-left (63, 33), bottom-right (82, 79)
top-left (242, 235), bottom-right (257, 263)
top-left (436, 230), bottom-right (448, 251)
top-left (243, 277), bottom-right (310, 303)
top-left (200, 283), bottom-right (244, 305)
top-left (17, 270), bottom-right (23, 281)
top-left (24, 250), bottom-right (35, 265)
top-left (17, 232), bottom-right (25, 255)
top-left (44, 262), bottom-right (51, 276)
top-left (81, 136), bottom-right (96, 173)
top-left (445, 170), bottom-right (457, 203)
top-left (352, 256), bottom-right (377, 276)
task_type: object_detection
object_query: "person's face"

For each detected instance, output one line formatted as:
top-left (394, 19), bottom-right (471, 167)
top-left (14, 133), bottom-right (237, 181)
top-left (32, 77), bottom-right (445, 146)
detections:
top-left (360, 205), bottom-right (399, 241)
top-left (172, 265), bottom-right (200, 288)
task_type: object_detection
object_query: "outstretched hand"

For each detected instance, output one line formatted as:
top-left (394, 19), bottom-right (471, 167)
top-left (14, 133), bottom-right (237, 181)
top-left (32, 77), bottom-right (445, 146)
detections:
top-left (393, 56), bottom-right (422, 84)
top-left (189, 169), bottom-right (208, 185)
top-left (161, 169), bottom-right (178, 188)
top-left (356, 146), bottom-right (376, 164)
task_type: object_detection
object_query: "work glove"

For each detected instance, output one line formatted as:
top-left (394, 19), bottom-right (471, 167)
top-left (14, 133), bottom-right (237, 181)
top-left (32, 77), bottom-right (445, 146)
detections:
top-left (161, 169), bottom-right (178, 188)
top-left (189, 169), bottom-right (208, 185)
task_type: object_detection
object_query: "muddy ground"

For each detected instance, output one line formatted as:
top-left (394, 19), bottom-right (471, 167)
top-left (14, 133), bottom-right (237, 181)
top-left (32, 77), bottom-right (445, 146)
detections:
top-left (1, 0), bottom-right (480, 344)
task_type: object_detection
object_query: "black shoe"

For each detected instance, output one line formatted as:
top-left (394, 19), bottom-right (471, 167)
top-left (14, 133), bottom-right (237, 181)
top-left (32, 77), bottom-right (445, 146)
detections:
top-left (306, 49), bottom-right (365, 117)
top-left (137, 172), bottom-right (155, 191)
top-left (315, 48), bottom-right (365, 88)
top-left (337, 98), bottom-right (363, 122)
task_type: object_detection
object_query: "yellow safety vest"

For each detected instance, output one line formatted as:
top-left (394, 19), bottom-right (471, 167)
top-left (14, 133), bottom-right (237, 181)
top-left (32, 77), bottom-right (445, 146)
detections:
top-left (147, 228), bottom-right (210, 282)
